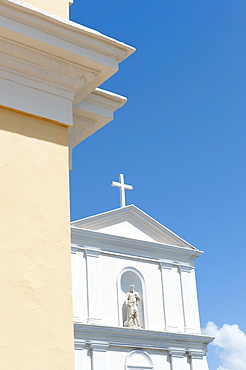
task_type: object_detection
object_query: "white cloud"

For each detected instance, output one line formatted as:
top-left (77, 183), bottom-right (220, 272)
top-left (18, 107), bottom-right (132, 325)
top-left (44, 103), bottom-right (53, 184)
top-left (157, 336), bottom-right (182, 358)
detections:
top-left (203, 321), bottom-right (246, 370)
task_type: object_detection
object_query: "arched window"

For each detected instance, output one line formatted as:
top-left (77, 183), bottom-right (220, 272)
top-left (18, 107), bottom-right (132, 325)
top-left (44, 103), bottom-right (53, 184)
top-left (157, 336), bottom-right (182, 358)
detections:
top-left (117, 267), bottom-right (148, 329)
top-left (125, 350), bottom-right (153, 370)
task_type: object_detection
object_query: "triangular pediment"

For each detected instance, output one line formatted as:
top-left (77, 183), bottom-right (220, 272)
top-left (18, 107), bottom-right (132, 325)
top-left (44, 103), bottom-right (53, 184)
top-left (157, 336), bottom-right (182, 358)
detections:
top-left (71, 205), bottom-right (197, 250)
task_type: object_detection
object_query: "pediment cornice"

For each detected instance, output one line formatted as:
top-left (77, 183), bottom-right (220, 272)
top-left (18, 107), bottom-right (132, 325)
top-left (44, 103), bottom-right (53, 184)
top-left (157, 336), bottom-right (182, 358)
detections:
top-left (71, 227), bottom-right (202, 261)
top-left (71, 205), bottom-right (200, 251)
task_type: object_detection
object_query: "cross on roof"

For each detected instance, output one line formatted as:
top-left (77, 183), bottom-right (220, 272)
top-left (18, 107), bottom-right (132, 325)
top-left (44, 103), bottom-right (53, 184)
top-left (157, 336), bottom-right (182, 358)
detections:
top-left (111, 174), bottom-right (133, 207)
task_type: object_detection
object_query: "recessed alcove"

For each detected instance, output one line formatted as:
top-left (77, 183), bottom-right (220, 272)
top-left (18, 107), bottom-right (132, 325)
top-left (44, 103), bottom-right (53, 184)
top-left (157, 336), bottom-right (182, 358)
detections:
top-left (117, 267), bottom-right (148, 329)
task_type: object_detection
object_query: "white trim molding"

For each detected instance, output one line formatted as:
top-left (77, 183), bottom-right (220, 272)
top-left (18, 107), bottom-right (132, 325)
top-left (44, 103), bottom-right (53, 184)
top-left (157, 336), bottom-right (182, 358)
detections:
top-left (188, 350), bottom-right (207, 370)
top-left (74, 323), bottom-right (213, 351)
top-left (69, 88), bottom-right (127, 169)
top-left (0, 0), bottom-right (135, 126)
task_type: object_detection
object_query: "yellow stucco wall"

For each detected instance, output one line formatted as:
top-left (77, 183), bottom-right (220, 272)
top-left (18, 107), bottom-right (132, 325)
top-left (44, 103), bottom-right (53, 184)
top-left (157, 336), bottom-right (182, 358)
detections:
top-left (21, 0), bottom-right (70, 18)
top-left (0, 107), bottom-right (74, 369)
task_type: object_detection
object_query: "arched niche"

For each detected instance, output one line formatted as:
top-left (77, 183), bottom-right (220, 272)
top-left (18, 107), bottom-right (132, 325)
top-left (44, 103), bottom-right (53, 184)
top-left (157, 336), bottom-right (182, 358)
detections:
top-left (125, 350), bottom-right (153, 370)
top-left (117, 267), bottom-right (148, 329)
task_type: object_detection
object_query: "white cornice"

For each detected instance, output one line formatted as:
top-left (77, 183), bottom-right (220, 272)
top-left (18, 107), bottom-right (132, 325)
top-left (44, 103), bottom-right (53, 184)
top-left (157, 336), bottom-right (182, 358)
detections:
top-left (0, 0), bottom-right (135, 125)
top-left (70, 227), bottom-right (202, 262)
top-left (71, 205), bottom-right (199, 251)
top-left (0, 0), bottom-right (135, 63)
top-left (68, 88), bottom-right (127, 169)
top-left (74, 323), bottom-right (213, 351)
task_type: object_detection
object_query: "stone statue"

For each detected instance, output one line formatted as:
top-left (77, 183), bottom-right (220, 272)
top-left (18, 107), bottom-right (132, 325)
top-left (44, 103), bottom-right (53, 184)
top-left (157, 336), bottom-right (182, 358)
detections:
top-left (124, 284), bottom-right (142, 328)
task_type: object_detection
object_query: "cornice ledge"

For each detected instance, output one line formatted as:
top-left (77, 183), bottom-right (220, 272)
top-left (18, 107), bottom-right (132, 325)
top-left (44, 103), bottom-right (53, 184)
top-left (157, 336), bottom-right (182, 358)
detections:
top-left (70, 227), bottom-right (202, 258)
top-left (0, 0), bottom-right (135, 125)
top-left (74, 323), bottom-right (214, 348)
top-left (0, 0), bottom-right (135, 62)
top-left (69, 88), bottom-right (127, 169)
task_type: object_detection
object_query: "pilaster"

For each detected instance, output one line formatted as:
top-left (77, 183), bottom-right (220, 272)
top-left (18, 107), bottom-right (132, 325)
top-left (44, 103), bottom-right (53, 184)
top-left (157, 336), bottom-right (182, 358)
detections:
top-left (160, 261), bottom-right (178, 332)
top-left (85, 249), bottom-right (102, 324)
top-left (74, 340), bottom-right (86, 370)
top-left (188, 350), bottom-right (207, 370)
top-left (90, 341), bottom-right (109, 370)
top-left (179, 264), bottom-right (200, 334)
top-left (168, 348), bottom-right (186, 370)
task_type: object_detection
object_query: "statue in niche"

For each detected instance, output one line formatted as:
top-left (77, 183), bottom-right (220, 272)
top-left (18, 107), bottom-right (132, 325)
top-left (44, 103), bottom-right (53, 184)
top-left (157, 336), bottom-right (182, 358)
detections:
top-left (124, 284), bottom-right (142, 328)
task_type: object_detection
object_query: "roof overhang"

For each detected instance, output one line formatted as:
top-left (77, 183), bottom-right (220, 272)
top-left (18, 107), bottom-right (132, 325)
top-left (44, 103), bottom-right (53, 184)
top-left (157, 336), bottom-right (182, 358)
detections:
top-left (0, 0), bottom-right (135, 126)
top-left (68, 88), bottom-right (127, 169)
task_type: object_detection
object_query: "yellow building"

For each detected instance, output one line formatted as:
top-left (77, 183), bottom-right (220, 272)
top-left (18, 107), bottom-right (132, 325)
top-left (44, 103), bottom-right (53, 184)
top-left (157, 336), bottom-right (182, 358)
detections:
top-left (0, 0), bottom-right (134, 368)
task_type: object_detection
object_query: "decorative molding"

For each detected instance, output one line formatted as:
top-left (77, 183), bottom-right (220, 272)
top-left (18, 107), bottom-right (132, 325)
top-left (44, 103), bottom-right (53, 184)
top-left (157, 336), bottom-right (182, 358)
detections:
top-left (160, 261), bottom-right (174, 270)
top-left (0, 0), bottom-right (135, 125)
top-left (74, 339), bottom-right (86, 350)
top-left (168, 348), bottom-right (186, 357)
top-left (71, 227), bottom-right (200, 262)
top-left (179, 264), bottom-right (194, 273)
top-left (188, 350), bottom-right (206, 359)
top-left (85, 248), bottom-right (101, 258)
top-left (71, 205), bottom-right (201, 252)
top-left (89, 341), bottom-right (109, 351)
top-left (68, 88), bottom-right (127, 169)
top-left (74, 323), bottom-right (213, 351)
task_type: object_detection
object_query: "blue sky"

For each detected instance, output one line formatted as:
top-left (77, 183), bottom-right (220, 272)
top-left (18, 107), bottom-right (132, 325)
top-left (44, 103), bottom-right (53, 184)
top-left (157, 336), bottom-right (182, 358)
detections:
top-left (69, 1), bottom-right (246, 368)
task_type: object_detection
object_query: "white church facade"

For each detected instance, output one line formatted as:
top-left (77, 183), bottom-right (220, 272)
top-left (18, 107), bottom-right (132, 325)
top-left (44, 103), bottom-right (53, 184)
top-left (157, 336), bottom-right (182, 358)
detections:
top-left (71, 201), bottom-right (212, 370)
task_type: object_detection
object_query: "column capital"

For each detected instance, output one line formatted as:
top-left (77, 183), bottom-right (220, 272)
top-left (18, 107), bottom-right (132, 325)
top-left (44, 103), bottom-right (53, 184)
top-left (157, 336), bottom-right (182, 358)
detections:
top-left (160, 261), bottom-right (174, 270)
top-left (168, 348), bottom-right (186, 358)
top-left (85, 248), bottom-right (101, 258)
top-left (188, 350), bottom-right (206, 359)
top-left (179, 264), bottom-right (194, 273)
top-left (71, 246), bottom-right (79, 254)
top-left (74, 340), bottom-right (86, 350)
top-left (90, 341), bottom-right (109, 352)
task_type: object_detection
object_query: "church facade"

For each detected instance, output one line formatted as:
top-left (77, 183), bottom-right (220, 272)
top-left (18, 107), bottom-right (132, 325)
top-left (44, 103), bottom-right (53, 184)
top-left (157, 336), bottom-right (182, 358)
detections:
top-left (0, 0), bottom-right (213, 367)
top-left (71, 205), bottom-right (212, 370)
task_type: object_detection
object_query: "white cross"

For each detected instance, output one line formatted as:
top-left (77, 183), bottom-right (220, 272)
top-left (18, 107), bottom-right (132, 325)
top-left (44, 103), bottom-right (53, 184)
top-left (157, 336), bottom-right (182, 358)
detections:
top-left (111, 174), bottom-right (133, 207)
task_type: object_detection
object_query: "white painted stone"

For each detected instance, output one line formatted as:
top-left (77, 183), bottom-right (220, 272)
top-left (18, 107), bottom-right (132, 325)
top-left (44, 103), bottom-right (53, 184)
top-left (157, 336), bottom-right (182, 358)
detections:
top-left (85, 249), bottom-right (102, 324)
top-left (72, 206), bottom-right (212, 369)
top-left (160, 262), bottom-right (178, 332)
top-left (69, 89), bottom-right (127, 169)
top-left (169, 349), bottom-right (186, 370)
top-left (0, 0), bottom-right (135, 131)
top-left (189, 350), bottom-right (207, 370)
top-left (179, 265), bottom-right (200, 334)
top-left (74, 340), bottom-right (86, 370)
top-left (90, 342), bottom-right (109, 370)
top-left (126, 350), bottom-right (153, 369)
top-left (71, 205), bottom-right (203, 249)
